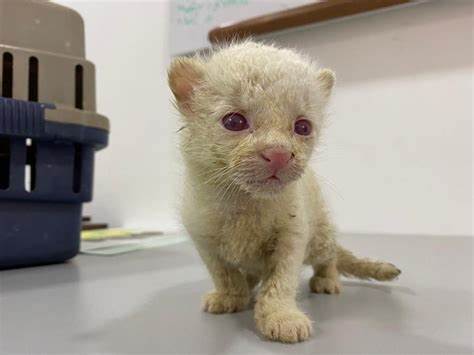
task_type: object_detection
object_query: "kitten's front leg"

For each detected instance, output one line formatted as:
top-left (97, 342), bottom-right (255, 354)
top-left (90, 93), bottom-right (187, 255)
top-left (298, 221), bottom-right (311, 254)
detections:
top-left (255, 237), bottom-right (312, 343)
top-left (197, 247), bottom-right (250, 314)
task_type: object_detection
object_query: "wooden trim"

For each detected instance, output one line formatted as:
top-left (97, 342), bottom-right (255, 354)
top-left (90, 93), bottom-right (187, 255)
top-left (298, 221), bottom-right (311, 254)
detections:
top-left (209, 0), bottom-right (411, 44)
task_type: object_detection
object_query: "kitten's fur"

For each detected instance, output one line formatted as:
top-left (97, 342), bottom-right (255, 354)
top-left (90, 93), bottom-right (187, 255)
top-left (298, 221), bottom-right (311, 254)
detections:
top-left (168, 41), bottom-right (400, 343)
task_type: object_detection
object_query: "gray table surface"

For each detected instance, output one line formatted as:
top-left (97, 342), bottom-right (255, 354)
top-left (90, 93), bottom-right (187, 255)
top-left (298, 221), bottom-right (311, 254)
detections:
top-left (0, 234), bottom-right (472, 354)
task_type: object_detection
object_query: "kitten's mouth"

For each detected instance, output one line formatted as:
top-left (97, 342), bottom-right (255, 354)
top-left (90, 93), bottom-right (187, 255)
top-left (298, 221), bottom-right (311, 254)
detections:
top-left (251, 175), bottom-right (285, 187)
top-left (240, 172), bottom-right (296, 197)
top-left (258, 174), bottom-right (283, 185)
top-left (237, 161), bottom-right (305, 196)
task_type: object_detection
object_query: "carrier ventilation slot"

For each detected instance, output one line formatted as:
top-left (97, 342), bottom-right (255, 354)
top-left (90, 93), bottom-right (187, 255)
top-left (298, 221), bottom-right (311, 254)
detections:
top-left (2, 52), bottom-right (13, 98)
top-left (25, 138), bottom-right (37, 192)
top-left (75, 64), bottom-right (83, 109)
top-left (73, 144), bottom-right (82, 193)
top-left (0, 138), bottom-right (10, 190)
top-left (28, 57), bottom-right (39, 102)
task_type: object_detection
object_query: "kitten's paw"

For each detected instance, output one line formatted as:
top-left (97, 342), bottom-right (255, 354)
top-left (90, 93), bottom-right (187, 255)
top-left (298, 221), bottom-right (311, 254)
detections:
top-left (256, 310), bottom-right (313, 343)
top-left (309, 276), bottom-right (341, 294)
top-left (202, 291), bottom-right (249, 314)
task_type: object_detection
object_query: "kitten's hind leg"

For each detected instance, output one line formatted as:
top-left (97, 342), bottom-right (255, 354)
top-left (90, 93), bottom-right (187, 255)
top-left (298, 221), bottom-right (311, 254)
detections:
top-left (309, 259), bottom-right (341, 294)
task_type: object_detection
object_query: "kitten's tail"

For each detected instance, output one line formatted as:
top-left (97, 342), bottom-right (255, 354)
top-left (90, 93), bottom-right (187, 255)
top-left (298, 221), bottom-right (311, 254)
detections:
top-left (336, 245), bottom-right (401, 281)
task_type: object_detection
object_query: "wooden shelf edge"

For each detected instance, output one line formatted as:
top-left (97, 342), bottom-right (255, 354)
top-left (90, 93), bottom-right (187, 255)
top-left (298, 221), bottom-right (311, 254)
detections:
top-left (208, 0), bottom-right (412, 44)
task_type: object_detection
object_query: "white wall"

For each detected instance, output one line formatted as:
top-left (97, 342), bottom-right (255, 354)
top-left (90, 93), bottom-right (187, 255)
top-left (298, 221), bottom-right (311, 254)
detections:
top-left (270, 0), bottom-right (473, 236)
top-left (58, 1), bottom-right (472, 237)
top-left (57, 0), bottom-right (182, 232)
top-left (169, 0), bottom-right (315, 55)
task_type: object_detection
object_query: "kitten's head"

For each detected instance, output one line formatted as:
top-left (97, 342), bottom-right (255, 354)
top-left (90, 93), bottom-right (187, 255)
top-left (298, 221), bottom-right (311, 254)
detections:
top-left (169, 41), bottom-right (335, 198)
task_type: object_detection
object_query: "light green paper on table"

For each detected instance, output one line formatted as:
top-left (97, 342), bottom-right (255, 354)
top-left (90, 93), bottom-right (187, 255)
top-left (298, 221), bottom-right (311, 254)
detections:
top-left (80, 234), bottom-right (189, 256)
top-left (81, 228), bottom-right (163, 241)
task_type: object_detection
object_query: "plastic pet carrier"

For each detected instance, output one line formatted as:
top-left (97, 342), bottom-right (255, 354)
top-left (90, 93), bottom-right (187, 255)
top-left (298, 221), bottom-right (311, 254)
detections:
top-left (0, 0), bottom-right (109, 269)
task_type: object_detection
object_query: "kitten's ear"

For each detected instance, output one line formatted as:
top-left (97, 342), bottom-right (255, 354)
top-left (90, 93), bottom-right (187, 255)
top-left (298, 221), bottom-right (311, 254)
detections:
top-left (317, 68), bottom-right (336, 101)
top-left (168, 57), bottom-right (204, 113)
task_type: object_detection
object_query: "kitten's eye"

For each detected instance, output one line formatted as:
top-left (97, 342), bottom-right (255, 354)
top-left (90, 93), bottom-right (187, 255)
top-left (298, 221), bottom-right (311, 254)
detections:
top-left (294, 118), bottom-right (312, 136)
top-left (222, 112), bottom-right (249, 131)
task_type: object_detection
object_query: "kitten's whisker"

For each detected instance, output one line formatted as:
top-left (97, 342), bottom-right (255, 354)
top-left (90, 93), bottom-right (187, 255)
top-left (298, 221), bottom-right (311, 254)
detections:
top-left (203, 161), bottom-right (247, 186)
top-left (220, 176), bottom-right (243, 205)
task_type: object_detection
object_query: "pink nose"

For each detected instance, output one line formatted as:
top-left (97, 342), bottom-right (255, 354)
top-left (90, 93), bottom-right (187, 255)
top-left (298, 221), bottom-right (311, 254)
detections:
top-left (260, 148), bottom-right (293, 172)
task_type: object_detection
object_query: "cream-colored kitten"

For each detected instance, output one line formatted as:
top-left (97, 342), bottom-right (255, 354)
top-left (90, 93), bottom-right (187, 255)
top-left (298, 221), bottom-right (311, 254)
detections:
top-left (168, 41), bottom-right (400, 343)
